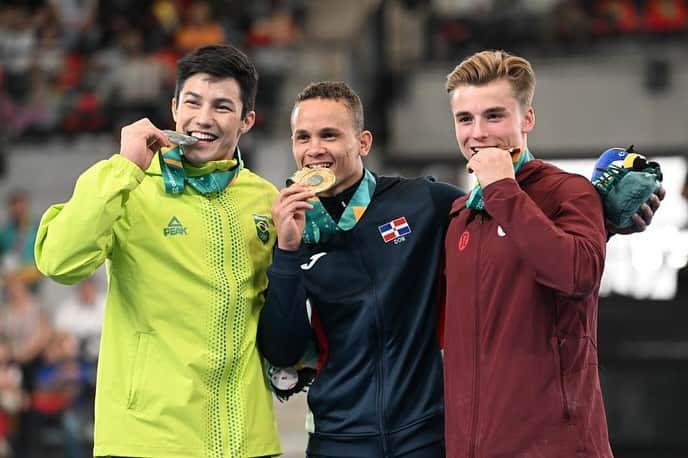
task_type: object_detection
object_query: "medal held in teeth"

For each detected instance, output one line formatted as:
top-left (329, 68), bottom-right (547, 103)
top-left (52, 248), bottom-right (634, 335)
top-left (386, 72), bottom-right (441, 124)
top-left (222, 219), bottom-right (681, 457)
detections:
top-left (163, 130), bottom-right (198, 147)
top-left (292, 167), bottom-right (336, 194)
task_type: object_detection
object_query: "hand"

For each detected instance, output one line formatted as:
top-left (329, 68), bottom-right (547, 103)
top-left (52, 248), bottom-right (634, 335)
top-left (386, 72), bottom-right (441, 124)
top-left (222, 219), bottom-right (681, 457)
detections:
top-left (272, 184), bottom-right (315, 251)
top-left (120, 118), bottom-right (170, 170)
top-left (466, 146), bottom-right (515, 188)
top-left (607, 186), bottom-right (665, 234)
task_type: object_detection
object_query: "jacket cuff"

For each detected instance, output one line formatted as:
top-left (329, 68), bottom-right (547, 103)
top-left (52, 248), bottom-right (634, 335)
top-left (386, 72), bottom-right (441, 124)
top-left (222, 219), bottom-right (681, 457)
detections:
top-left (109, 154), bottom-right (146, 184)
top-left (482, 177), bottom-right (520, 202)
top-left (270, 247), bottom-right (301, 276)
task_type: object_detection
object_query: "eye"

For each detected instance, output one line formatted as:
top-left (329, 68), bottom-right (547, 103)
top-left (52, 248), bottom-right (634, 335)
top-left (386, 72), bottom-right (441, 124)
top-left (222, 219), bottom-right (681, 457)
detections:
top-left (487, 112), bottom-right (504, 121)
top-left (294, 134), bottom-right (309, 142)
top-left (456, 115), bottom-right (471, 124)
top-left (217, 105), bottom-right (232, 112)
top-left (184, 100), bottom-right (200, 107)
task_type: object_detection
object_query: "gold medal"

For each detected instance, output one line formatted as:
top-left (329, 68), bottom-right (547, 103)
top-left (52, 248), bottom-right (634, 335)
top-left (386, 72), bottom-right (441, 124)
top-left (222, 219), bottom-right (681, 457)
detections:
top-left (293, 168), bottom-right (336, 194)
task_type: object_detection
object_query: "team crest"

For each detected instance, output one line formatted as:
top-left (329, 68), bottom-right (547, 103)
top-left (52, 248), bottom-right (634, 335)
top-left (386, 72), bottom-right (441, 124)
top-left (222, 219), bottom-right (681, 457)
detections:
top-left (253, 214), bottom-right (270, 244)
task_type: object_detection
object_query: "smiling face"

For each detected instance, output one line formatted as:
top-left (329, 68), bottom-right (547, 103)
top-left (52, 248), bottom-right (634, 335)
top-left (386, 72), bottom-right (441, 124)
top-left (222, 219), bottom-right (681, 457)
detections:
top-left (450, 78), bottom-right (534, 162)
top-left (171, 72), bottom-right (255, 164)
top-left (291, 98), bottom-right (372, 197)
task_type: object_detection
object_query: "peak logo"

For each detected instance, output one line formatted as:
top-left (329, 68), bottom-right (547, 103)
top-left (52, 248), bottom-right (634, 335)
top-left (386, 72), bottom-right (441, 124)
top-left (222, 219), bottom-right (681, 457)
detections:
top-left (163, 216), bottom-right (188, 236)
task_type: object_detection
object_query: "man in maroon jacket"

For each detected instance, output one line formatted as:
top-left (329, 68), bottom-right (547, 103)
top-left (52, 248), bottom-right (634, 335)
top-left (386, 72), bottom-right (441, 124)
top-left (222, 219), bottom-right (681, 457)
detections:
top-left (443, 50), bottom-right (619, 457)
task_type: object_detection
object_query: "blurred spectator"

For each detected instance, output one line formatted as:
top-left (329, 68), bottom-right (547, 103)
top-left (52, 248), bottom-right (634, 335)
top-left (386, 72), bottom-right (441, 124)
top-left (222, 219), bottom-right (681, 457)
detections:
top-left (98, 27), bottom-right (171, 129)
top-left (591, 0), bottom-right (641, 35)
top-left (644, 0), bottom-right (688, 33)
top-left (0, 274), bottom-right (52, 457)
top-left (54, 277), bottom-right (104, 363)
top-left (0, 190), bottom-right (42, 291)
top-left (47, 0), bottom-right (99, 51)
top-left (0, 5), bottom-right (37, 100)
top-left (174, 0), bottom-right (226, 54)
top-left (32, 332), bottom-right (90, 458)
top-left (0, 339), bottom-right (23, 458)
top-left (245, 0), bottom-right (303, 131)
top-left (551, 0), bottom-right (591, 46)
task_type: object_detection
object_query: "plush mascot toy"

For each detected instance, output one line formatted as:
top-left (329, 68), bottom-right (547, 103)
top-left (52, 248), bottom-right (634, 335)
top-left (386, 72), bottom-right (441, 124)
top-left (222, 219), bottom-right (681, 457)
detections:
top-left (592, 145), bottom-right (663, 229)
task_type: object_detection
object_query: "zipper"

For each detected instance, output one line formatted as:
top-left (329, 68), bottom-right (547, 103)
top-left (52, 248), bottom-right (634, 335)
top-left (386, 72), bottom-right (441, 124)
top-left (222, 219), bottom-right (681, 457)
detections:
top-left (468, 214), bottom-right (483, 458)
top-left (557, 337), bottom-right (572, 421)
top-left (355, 232), bottom-right (389, 456)
top-left (552, 304), bottom-right (572, 422)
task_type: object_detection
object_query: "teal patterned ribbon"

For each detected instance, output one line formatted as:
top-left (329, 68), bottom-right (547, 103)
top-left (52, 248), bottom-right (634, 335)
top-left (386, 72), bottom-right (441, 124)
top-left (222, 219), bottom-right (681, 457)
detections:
top-left (159, 146), bottom-right (243, 194)
top-left (288, 169), bottom-right (376, 244)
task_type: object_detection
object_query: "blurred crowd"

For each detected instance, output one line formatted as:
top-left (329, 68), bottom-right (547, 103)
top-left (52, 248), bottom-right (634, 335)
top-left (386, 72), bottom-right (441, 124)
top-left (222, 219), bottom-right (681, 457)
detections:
top-left (2, 0), bottom-right (687, 143)
top-left (0, 189), bottom-right (103, 458)
top-left (0, 0), bottom-right (305, 140)
top-left (430, 0), bottom-right (688, 57)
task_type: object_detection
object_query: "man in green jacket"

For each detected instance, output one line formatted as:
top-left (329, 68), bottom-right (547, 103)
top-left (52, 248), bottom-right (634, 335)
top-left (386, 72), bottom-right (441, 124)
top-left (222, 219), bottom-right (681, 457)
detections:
top-left (34, 44), bottom-right (281, 458)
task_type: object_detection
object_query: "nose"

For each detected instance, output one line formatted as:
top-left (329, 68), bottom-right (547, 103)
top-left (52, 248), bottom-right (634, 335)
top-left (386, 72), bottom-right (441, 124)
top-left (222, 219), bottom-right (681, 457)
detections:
top-left (471, 118), bottom-right (488, 140)
top-left (193, 103), bottom-right (213, 128)
top-left (305, 138), bottom-right (326, 157)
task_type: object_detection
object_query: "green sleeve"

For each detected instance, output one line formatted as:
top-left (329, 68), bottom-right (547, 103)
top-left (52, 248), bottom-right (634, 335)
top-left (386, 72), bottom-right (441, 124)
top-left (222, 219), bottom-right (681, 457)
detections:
top-left (34, 154), bottom-right (145, 284)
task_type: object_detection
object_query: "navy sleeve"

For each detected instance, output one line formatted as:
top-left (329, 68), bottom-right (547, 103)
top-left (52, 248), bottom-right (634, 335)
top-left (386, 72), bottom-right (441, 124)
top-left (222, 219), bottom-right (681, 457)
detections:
top-left (428, 179), bottom-right (465, 224)
top-left (258, 247), bottom-right (313, 367)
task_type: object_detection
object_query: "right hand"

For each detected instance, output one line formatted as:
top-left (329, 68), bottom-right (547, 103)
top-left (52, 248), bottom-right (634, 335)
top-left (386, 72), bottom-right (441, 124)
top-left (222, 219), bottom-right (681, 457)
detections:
top-left (120, 118), bottom-right (170, 170)
top-left (272, 184), bottom-right (315, 251)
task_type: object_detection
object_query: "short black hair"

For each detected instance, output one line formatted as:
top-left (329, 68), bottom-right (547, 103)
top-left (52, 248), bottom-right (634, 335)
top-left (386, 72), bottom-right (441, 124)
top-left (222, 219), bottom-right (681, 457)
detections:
top-left (295, 81), bottom-right (364, 131)
top-left (175, 44), bottom-right (258, 118)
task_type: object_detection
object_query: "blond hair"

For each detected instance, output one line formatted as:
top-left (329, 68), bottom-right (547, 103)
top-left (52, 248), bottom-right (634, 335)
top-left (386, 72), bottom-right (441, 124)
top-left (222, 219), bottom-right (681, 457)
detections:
top-left (446, 50), bottom-right (535, 109)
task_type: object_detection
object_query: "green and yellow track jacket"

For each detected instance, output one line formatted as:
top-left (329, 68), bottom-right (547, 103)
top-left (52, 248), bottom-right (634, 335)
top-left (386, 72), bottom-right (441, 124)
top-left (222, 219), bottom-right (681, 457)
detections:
top-left (35, 154), bottom-right (281, 458)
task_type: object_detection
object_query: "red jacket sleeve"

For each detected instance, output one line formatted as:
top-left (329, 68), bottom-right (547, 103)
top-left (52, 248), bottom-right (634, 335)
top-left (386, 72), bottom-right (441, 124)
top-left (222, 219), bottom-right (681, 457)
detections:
top-left (482, 175), bottom-right (606, 297)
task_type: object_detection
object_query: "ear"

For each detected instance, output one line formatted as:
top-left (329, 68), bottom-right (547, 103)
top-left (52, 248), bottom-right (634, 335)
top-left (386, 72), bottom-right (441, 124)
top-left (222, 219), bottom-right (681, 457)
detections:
top-left (240, 110), bottom-right (256, 134)
top-left (171, 98), bottom-right (177, 123)
top-left (522, 106), bottom-right (535, 134)
top-left (358, 130), bottom-right (373, 158)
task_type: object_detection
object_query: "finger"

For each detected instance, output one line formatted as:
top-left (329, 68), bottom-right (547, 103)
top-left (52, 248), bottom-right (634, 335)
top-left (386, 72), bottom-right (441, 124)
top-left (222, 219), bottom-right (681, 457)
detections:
top-left (281, 183), bottom-right (312, 196)
top-left (646, 193), bottom-right (661, 212)
top-left (466, 157), bottom-right (479, 174)
top-left (636, 203), bottom-right (653, 225)
top-left (656, 186), bottom-right (666, 201)
top-left (629, 214), bottom-right (648, 232)
top-left (281, 191), bottom-right (316, 205)
top-left (148, 128), bottom-right (171, 150)
top-left (284, 201), bottom-right (314, 214)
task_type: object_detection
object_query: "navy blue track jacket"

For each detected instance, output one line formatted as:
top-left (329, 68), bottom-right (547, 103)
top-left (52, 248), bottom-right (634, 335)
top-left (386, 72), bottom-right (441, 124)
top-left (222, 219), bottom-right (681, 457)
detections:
top-left (258, 174), bottom-right (463, 457)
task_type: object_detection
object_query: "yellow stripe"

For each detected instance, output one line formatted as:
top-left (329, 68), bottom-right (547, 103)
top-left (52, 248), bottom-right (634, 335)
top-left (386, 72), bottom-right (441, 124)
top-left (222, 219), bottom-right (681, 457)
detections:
top-left (164, 158), bottom-right (183, 168)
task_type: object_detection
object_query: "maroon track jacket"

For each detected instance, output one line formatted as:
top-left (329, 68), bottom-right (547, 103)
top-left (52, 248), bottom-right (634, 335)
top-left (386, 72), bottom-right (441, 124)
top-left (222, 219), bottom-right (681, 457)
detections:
top-left (444, 160), bottom-right (613, 457)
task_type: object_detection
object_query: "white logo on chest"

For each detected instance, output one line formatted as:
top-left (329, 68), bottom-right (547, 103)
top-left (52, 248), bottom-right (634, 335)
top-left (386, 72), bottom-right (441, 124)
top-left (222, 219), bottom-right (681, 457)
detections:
top-left (497, 226), bottom-right (507, 237)
top-left (300, 252), bottom-right (327, 270)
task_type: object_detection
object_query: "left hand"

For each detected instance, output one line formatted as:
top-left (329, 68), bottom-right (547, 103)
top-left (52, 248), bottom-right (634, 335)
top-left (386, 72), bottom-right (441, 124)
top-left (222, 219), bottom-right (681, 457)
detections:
top-left (607, 186), bottom-right (666, 234)
top-left (466, 146), bottom-right (515, 188)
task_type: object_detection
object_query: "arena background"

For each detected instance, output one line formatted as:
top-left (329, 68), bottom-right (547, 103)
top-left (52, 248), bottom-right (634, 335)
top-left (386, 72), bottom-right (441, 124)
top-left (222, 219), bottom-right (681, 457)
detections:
top-left (1, 0), bottom-right (687, 457)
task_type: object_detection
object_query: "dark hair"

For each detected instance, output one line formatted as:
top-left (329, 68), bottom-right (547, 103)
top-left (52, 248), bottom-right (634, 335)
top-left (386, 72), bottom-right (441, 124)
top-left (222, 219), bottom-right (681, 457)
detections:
top-left (294, 81), bottom-right (364, 131)
top-left (175, 44), bottom-right (258, 118)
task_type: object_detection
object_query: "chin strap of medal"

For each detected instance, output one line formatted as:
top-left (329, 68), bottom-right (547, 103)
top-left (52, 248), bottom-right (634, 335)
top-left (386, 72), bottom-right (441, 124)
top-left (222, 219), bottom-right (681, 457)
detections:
top-left (591, 145), bottom-right (663, 229)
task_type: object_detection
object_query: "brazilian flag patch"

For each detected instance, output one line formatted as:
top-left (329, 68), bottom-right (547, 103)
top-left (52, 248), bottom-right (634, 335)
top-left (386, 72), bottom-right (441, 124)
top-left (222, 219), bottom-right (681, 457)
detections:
top-left (253, 214), bottom-right (270, 244)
